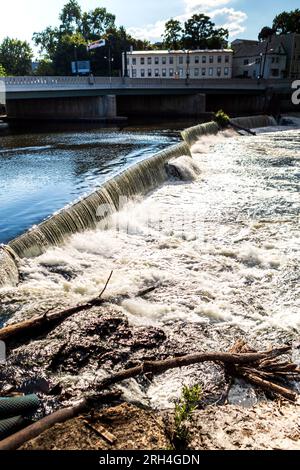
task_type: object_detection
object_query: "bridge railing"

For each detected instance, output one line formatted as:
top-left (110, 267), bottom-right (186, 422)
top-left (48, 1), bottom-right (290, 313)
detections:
top-left (3, 76), bottom-right (292, 91)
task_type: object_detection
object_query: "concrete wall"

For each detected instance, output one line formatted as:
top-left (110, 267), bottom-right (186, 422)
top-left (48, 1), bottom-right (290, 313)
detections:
top-left (117, 93), bottom-right (206, 117)
top-left (6, 95), bottom-right (117, 120)
top-left (206, 93), bottom-right (271, 115)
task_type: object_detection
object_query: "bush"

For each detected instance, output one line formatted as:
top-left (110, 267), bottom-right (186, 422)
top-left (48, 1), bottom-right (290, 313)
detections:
top-left (214, 109), bottom-right (230, 128)
top-left (0, 64), bottom-right (6, 76)
top-left (173, 384), bottom-right (202, 449)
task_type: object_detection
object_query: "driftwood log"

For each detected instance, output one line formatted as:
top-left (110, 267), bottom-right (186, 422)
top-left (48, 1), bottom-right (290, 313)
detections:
top-left (0, 344), bottom-right (298, 450)
top-left (0, 271), bottom-right (159, 346)
top-left (229, 121), bottom-right (257, 136)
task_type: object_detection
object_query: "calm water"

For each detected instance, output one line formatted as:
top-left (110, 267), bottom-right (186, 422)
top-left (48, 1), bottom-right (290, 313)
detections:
top-left (0, 123), bottom-right (182, 243)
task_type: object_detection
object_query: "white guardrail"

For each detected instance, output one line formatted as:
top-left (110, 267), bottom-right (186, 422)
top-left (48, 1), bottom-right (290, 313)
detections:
top-left (2, 76), bottom-right (292, 91)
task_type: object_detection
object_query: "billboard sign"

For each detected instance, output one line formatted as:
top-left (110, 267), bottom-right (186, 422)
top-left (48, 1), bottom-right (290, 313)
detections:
top-left (71, 60), bottom-right (91, 75)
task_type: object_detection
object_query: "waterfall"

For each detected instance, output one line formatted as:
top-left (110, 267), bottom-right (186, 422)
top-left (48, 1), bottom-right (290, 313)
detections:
top-left (181, 121), bottom-right (219, 147)
top-left (8, 142), bottom-right (191, 260)
top-left (0, 247), bottom-right (19, 288)
top-left (0, 115), bottom-right (277, 287)
top-left (230, 115), bottom-right (277, 129)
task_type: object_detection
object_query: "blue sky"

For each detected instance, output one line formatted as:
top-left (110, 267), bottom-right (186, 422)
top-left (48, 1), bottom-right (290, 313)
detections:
top-left (0, 0), bottom-right (298, 55)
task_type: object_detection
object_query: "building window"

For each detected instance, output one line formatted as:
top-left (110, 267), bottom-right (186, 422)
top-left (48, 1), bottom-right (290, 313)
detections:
top-left (276, 57), bottom-right (279, 63)
top-left (162, 68), bottom-right (166, 77)
top-left (140, 57), bottom-right (145, 65)
top-left (132, 69), bottom-right (137, 78)
top-left (209, 67), bottom-right (213, 76)
top-left (154, 68), bottom-right (159, 77)
top-left (141, 69), bottom-right (145, 77)
top-left (224, 67), bottom-right (229, 76)
top-left (148, 69), bottom-right (152, 77)
top-left (217, 56), bottom-right (222, 63)
top-left (244, 59), bottom-right (249, 65)
top-left (194, 68), bottom-right (199, 77)
top-left (179, 68), bottom-right (184, 77)
top-left (202, 68), bottom-right (206, 76)
top-left (243, 70), bottom-right (249, 77)
top-left (179, 56), bottom-right (184, 64)
top-left (162, 57), bottom-right (166, 65)
top-left (195, 56), bottom-right (200, 64)
top-left (209, 56), bottom-right (213, 63)
top-left (271, 69), bottom-right (279, 77)
top-left (217, 67), bottom-right (221, 76)
top-left (202, 56), bottom-right (207, 64)
top-left (255, 57), bottom-right (261, 64)
top-left (147, 57), bottom-right (152, 65)
top-left (225, 55), bottom-right (229, 63)
top-left (169, 57), bottom-right (174, 64)
top-left (155, 57), bottom-right (159, 65)
top-left (169, 68), bottom-right (174, 77)
top-left (132, 58), bottom-right (136, 65)
top-left (272, 57), bottom-right (275, 63)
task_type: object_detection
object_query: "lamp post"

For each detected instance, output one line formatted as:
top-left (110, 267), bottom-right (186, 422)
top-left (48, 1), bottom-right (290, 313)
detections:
top-left (186, 50), bottom-right (190, 85)
top-left (74, 45), bottom-right (79, 76)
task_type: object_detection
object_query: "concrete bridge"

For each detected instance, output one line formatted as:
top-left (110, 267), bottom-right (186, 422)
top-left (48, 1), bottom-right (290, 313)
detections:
top-left (0, 76), bottom-right (294, 120)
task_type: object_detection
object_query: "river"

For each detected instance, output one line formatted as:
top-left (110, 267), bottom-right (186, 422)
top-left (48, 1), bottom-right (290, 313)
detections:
top-left (0, 122), bottom-right (183, 243)
top-left (0, 119), bottom-right (299, 410)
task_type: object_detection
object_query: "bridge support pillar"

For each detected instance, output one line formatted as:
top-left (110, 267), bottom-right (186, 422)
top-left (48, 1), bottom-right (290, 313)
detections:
top-left (6, 95), bottom-right (118, 121)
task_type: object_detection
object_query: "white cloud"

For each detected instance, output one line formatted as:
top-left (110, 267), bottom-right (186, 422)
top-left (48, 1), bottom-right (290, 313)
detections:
top-left (128, 0), bottom-right (247, 42)
top-left (210, 7), bottom-right (247, 36)
top-left (184, 0), bottom-right (232, 14)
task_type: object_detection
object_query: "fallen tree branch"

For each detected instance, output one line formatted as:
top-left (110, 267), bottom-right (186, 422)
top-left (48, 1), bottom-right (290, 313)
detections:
top-left (98, 346), bottom-right (291, 389)
top-left (0, 275), bottom-right (159, 347)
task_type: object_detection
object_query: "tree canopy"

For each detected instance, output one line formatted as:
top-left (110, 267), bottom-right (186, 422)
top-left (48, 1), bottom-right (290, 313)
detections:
top-left (162, 14), bottom-right (229, 50)
top-left (0, 38), bottom-right (33, 75)
top-left (258, 9), bottom-right (300, 40)
top-left (0, 64), bottom-right (6, 76)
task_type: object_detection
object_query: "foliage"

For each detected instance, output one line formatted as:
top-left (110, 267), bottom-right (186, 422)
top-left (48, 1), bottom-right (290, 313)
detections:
top-left (33, 59), bottom-right (55, 76)
top-left (163, 19), bottom-right (183, 50)
top-left (273, 9), bottom-right (300, 34)
top-left (258, 26), bottom-right (275, 41)
top-left (173, 384), bottom-right (202, 449)
top-left (162, 14), bottom-right (229, 50)
top-left (0, 64), bottom-right (6, 76)
top-left (0, 37), bottom-right (33, 76)
top-left (214, 109), bottom-right (230, 128)
top-left (259, 9), bottom-right (300, 39)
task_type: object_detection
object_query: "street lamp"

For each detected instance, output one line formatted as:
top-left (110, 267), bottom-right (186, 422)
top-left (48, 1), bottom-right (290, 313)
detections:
top-left (186, 50), bottom-right (190, 85)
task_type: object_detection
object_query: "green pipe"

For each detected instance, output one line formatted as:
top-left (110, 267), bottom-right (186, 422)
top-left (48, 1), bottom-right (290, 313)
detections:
top-left (0, 416), bottom-right (25, 440)
top-left (0, 395), bottom-right (40, 420)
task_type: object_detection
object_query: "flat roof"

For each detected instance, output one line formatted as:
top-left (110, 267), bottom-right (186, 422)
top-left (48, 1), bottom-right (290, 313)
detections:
top-left (127, 49), bottom-right (233, 55)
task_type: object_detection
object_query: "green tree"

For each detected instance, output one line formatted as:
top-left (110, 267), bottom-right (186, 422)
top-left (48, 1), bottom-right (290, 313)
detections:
top-left (163, 19), bottom-right (183, 50)
top-left (34, 59), bottom-right (55, 76)
top-left (59, 0), bottom-right (82, 34)
top-left (0, 38), bottom-right (33, 75)
top-left (258, 26), bottom-right (275, 41)
top-left (183, 14), bottom-right (215, 49)
top-left (81, 8), bottom-right (116, 39)
top-left (273, 9), bottom-right (300, 34)
top-left (0, 64), bottom-right (6, 76)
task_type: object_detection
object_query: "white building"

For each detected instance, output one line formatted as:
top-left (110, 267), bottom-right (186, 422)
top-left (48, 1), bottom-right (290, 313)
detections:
top-left (122, 49), bottom-right (233, 79)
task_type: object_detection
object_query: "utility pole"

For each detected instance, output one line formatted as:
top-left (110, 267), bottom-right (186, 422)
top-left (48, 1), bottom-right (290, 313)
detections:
top-left (74, 45), bottom-right (78, 76)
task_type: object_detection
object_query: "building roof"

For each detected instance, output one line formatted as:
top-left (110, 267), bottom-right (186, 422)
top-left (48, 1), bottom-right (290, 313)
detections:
top-left (233, 36), bottom-right (287, 58)
top-left (127, 49), bottom-right (233, 55)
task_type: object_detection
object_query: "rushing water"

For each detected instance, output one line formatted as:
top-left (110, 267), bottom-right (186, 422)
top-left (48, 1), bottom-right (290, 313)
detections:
top-left (0, 125), bottom-right (180, 243)
top-left (0, 122), bottom-right (299, 408)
